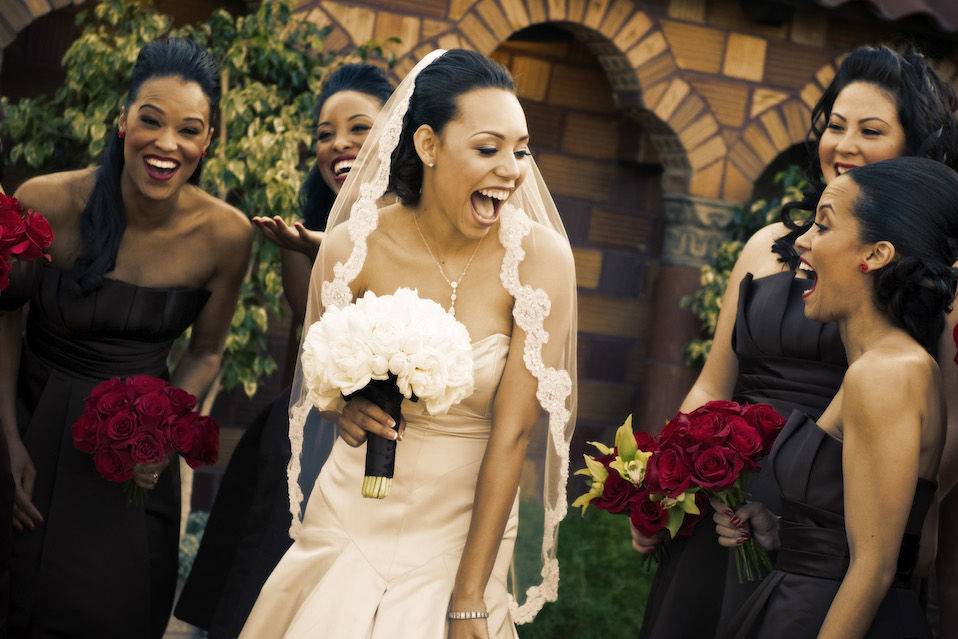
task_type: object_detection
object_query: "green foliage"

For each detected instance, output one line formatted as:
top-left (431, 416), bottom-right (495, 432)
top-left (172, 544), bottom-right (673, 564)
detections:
top-left (178, 510), bottom-right (209, 581)
top-left (1, 0), bottom-right (391, 397)
top-left (681, 166), bottom-right (809, 366)
top-left (518, 506), bottom-right (652, 638)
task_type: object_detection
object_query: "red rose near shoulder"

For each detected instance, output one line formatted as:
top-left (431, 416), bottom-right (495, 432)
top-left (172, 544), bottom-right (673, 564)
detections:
top-left (742, 403), bottom-right (785, 454)
top-left (165, 386), bottom-right (197, 415)
top-left (727, 416), bottom-right (764, 466)
top-left (688, 412), bottom-right (731, 446)
top-left (692, 445), bottom-right (744, 491)
top-left (21, 210), bottom-right (53, 261)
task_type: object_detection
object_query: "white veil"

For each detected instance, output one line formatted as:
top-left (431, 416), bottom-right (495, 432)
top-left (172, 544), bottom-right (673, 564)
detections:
top-left (286, 49), bottom-right (578, 623)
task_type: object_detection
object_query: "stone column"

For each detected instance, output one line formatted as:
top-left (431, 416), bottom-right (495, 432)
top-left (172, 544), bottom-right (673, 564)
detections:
top-left (637, 193), bottom-right (736, 430)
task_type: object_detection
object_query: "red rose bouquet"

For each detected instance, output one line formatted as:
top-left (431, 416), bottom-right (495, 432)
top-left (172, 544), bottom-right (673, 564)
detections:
top-left (574, 401), bottom-right (785, 582)
top-left (72, 375), bottom-right (219, 504)
top-left (0, 193), bottom-right (53, 292)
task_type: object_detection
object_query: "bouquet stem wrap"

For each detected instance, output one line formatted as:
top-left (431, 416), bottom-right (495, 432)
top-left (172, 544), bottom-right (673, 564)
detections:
top-left (347, 374), bottom-right (407, 499)
top-left (715, 478), bottom-right (775, 583)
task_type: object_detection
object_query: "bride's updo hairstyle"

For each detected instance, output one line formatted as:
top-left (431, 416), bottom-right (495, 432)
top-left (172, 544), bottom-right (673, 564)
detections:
top-left (71, 38), bottom-right (219, 293)
top-left (848, 157), bottom-right (958, 356)
top-left (388, 49), bottom-right (513, 206)
top-left (775, 45), bottom-right (958, 268)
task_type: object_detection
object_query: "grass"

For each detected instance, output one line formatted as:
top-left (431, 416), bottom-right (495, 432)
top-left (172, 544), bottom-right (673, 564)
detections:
top-left (517, 505), bottom-right (653, 638)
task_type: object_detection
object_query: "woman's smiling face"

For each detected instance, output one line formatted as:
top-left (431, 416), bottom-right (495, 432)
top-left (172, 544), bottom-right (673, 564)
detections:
top-left (315, 90), bottom-right (383, 193)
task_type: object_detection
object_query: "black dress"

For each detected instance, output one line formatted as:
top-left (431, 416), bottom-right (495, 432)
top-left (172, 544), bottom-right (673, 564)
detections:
top-left (10, 265), bottom-right (209, 638)
top-left (718, 411), bottom-right (935, 638)
top-left (0, 260), bottom-right (40, 637)
top-left (640, 271), bottom-right (847, 638)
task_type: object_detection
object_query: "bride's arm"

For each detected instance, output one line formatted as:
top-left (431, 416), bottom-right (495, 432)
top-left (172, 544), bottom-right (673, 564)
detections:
top-left (450, 229), bottom-right (575, 627)
top-left (819, 359), bottom-right (927, 639)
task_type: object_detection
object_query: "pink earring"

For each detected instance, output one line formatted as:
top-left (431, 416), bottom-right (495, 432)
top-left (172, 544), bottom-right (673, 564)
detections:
top-left (859, 262), bottom-right (869, 273)
top-left (117, 129), bottom-right (125, 139)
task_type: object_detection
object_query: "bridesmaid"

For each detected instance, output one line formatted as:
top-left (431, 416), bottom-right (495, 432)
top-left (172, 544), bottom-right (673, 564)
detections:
top-left (715, 156), bottom-right (954, 638)
top-left (635, 45), bottom-right (958, 638)
top-left (0, 38), bottom-right (252, 638)
top-left (174, 63), bottom-right (392, 639)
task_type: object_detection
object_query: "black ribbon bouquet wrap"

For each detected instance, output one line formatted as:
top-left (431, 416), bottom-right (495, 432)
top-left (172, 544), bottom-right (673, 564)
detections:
top-left (346, 374), bottom-right (418, 498)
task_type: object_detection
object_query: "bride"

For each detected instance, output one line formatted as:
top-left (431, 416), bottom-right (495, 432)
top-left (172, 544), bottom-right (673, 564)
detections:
top-left (240, 49), bottom-right (578, 639)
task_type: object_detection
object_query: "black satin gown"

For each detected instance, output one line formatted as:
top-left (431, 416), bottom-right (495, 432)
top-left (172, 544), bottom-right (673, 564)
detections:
top-left (11, 265), bottom-right (209, 638)
top-left (640, 270), bottom-right (847, 638)
top-left (718, 411), bottom-right (935, 638)
top-left (0, 260), bottom-right (40, 637)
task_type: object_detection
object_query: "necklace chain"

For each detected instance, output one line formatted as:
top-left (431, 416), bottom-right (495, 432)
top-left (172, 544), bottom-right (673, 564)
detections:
top-left (413, 215), bottom-right (484, 316)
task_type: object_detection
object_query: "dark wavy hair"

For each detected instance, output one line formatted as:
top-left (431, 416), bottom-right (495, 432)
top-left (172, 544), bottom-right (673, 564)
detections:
top-left (388, 49), bottom-right (514, 206)
top-left (300, 64), bottom-right (393, 230)
top-left (847, 157), bottom-right (958, 356)
top-left (71, 37), bottom-right (219, 293)
top-left (774, 45), bottom-right (958, 268)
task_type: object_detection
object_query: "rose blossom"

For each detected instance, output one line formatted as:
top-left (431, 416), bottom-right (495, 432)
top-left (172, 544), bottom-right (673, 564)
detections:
top-left (727, 417), bottom-right (764, 465)
top-left (691, 445), bottom-right (744, 491)
top-left (593, 464), bottom-right (636, 514)
top-left (742, 404), bottom-right (786, 454)
top-left (170, 414), bottom-right (199, 454)
top-left (134, 391), bottom-right (173, 428)
top-left (20, 210), bottom-right (53, 261)
top-left (105, 411), bottom-right (137, 442)
top-left (95, 388), bottom-right (133, 417)
top-left (645, 445), bottom-right (692, 497)
top-left (71, 413), bottom-right (100, 453)
top-left (127, 375), bottom-right (168, 394)
top-left (129, 431), bottom-right (164, 465)
top-left (94, 446), bottom-right (134, 483)
top-left (165, 386), bottom-right (197, 416)
top-left (629, 489), bottom-right (669, 538)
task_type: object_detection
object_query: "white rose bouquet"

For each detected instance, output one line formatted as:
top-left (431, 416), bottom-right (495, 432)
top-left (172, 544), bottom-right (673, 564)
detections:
top-left (301, 288), bottom-right (475, 498)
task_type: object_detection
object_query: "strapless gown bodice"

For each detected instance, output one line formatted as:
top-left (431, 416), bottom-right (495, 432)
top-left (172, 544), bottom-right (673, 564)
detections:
top-left (241, 333), bottom-right (519, 639)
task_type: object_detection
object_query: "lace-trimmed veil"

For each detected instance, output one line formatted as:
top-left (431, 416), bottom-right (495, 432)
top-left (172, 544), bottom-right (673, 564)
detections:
top-left (286, 49), bottom-right (578, 623)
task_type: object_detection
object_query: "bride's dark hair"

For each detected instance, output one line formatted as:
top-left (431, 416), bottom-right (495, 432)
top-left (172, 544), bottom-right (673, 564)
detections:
top-left (300, 64), bottom-right (392, 230)
top-left (71, 37), bottom-right (219, 293)
top-left (388, 49), bottom-right (514, 206)
top-left (848, 157), bottom-right (958, 356)
top-left (774, 45), bottom-right (958, 269)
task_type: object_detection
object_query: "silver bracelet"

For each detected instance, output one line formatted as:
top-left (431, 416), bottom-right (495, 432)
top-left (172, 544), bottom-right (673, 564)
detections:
top-left (447, 610), bottom-right (489, 620)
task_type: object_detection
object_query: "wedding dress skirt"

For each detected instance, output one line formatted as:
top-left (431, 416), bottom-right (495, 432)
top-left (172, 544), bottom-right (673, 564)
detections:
top-left (241, 333), bottom-right (519, 638)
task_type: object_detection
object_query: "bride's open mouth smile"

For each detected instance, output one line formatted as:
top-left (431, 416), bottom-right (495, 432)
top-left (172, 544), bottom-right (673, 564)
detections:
top-left (470, 187), bottom-right (512, 227)
top-left (799, 258), bottom-right (818, 300)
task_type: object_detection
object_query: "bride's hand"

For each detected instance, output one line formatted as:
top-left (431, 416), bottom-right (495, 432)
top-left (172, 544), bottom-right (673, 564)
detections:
top-left (710, 496), bottom-right (780, 551)
top-left (447, 618), bottom-right (489, 639)
top-left (335, 398), bottom-right (405, 447)
top-left (252, 215), bottom-right (324, 258)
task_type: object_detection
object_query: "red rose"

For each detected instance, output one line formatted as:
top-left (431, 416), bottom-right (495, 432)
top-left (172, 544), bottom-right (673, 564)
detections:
top-left (93, 446), bottom-right (134, 483)
top-left (71, 413), bottom-right (101, 453)
top-left (127, 375), bottom-right (168, 394)
top-left (659, 413), bottom-right (693, 449)
top-left (742, 404), bottom-right (785, 454)
top-left (727, 417), bottom-right (764, 465)
top-left (134, 391), bottom-right (172, 429)
top-left (593, 466), bottom-right (637, 514)
top-left (694, 400), bottom-right (745, 416)
top-left (129, 431), bottom-right (165, 465)
top-left (95, 388), bottom-right (133, 417)
top-left (688, 412), bottom-right (732, 446)
top-left (165, 386), bottom-right (197, 416)
top-left (691, 445), bottom-right (744, 491)
top-left (0, 199), bottom-right (25, 253)
top-left (105, 411), bottom-right (137, 442)
top-left (634, 431), bottom-right (658, 453)
top-left (183, 415), bottom-right (220, 468)
top-left (88, 378), bottom-right (126, 405)
top-left (21, 210), bottom-right (53, 261)
top-left (629, 489), bottom-right (669, 537)
top-left (646, 445), bottom-right (692, 497)
top-left (170, 414), bottom-right (199, 454)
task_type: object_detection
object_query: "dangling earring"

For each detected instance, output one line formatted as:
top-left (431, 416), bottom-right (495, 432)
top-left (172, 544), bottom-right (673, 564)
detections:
top-left (859, 262), bottom-right (869, 273)
top-left (117, 129), bottom-right (125, 139)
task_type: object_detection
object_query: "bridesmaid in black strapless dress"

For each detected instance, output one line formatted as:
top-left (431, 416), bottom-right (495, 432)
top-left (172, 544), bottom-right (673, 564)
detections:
top-left (12, 266), bottom-right (209, 636)
top-left (1, 40), bottom-right (252, 637)
top-left (640, 270), bottom-right (846, 637)
top-left (719, 411), bottom-right (934, 638)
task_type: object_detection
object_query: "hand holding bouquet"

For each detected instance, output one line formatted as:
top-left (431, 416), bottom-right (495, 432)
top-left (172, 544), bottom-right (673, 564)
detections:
top-left (574, 400), bottom-right (786, 581)
top-left (0, 193), bottom-right (53, 292)
top-left (72, 375), bottom-right (219, 505)
top-left (300, 288), bottom-right (474, 498)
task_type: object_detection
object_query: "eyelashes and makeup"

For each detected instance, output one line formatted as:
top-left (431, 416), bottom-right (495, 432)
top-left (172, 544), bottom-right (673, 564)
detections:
top-left (476, 146), bottom-right (532, 159)
top-left (316, 123), bottom-right (372, 143)
top-left (138, 115), bottom-right (201, 137)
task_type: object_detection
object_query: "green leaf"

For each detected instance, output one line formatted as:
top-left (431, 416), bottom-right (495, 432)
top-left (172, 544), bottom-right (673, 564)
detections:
top-left (665, 506), bottom-right (686, 539)
top-left (613, 415), bottom-right (637, 461)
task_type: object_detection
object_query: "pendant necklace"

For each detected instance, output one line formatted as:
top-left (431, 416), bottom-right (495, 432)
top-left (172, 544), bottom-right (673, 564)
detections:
top-left (413, 215), bottom-right (484, 317)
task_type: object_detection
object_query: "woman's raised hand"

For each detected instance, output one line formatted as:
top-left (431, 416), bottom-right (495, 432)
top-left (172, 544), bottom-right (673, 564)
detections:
top-left (252, 215), bottom-right (324, 258)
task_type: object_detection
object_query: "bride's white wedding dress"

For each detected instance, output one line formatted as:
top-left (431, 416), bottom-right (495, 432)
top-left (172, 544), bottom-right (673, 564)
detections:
top-left (240, 333), bottom-right (519, 639)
